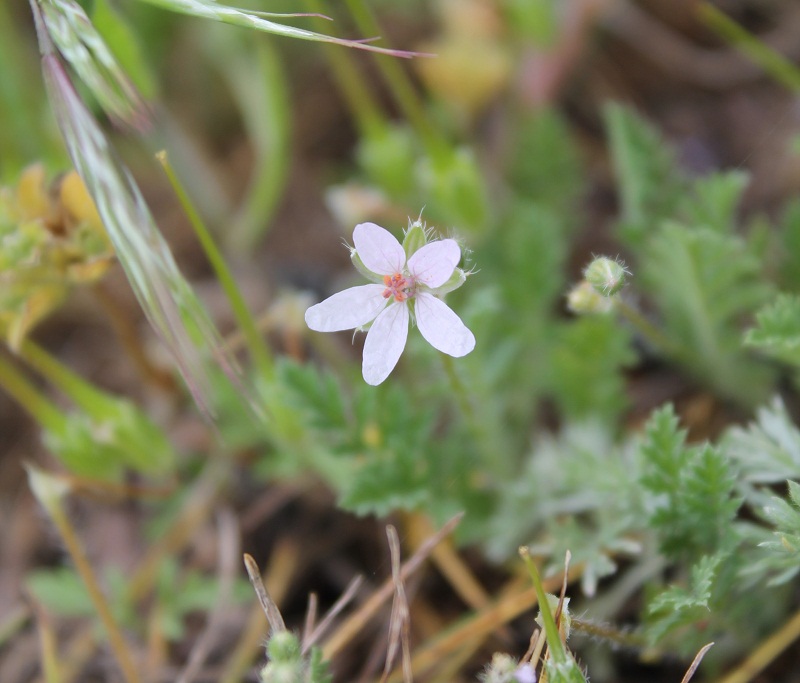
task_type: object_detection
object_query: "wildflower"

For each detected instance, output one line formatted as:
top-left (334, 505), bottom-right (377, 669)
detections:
top-left (305, 221), bottom-right (475, 385)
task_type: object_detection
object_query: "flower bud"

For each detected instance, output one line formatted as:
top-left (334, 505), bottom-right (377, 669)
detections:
top-left (436, 266), bottom-right (467, 295)
top-left (566, 281), bottom-right (613, 315)
top-left (402, 219), bottom-right (428, 258)
top-left (583, 256), bottom-right (628, 296)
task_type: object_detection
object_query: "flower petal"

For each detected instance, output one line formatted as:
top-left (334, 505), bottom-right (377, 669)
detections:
top-left (407, 239), bottom-right (460, 288)
top-left (362, 302), bottom-right (409, 385)
top-left (415, 293), bottom-right (475, 357)
top-left (353, 222), bottom-right (406, 275)
top-left (305, 284), bottom-right (387, 332)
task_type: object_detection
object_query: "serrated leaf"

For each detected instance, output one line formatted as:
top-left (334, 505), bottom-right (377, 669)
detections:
top-left (604, 103), bottom-right (686, 246)
top-left (645, 554), bottom-right (720, 645)
top-left (682, 170), bottom-right (749, 234)
top-left (508, 108), bottom-right (583, 212)
top-left (639, 406), bottom-right (739, 560)
top-left (547, 316), bottom-right (635, 423)
top-left (642, 222), bottom-right (773, 403)
top-left (724, 397), bottom-right (800, 488)
top-left (745, 294), bottom-right (800, 367)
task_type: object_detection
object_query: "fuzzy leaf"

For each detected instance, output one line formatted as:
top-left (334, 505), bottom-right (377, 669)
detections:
top-left (639, 406), bottom-right (739, 560)
top-left (745, 294), bottom-right (800, 367)
top-left (642, 223), bottom-right (773, 403)
top-left (724, 397), bottom-right (800, 489)
top-left (547, 316), bottom-right (635, 423)
top-left (682, 170), bottom-right (750, 233)
top-left (645, 554), bottom-right (720, 645)
top-left (604, 103), bottom-right (686, 246)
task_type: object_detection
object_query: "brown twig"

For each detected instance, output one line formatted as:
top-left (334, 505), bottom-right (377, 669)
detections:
top-left (322, 513), bottom-right (464, 660)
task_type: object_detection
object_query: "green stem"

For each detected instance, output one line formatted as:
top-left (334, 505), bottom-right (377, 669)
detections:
top-left (304, 0), bottom-right (385, 135)
top-left (157, 152), bottom-right (274, 379)
top-left (440, 353), bottom-right (475, 423)
top-left (614, 298), bottom-right (685, 359)
top-left (0, 352), bottom-right (64, 431)
top-left (343, 0), bottom-right (448, 161)
top-left (698, 3), bottom-right (800, 92)
top-left (519, 547), bottom-right (567, 665)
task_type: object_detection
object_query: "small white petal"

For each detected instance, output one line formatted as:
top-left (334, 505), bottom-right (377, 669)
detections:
top-left (362, 302), bottom-right (409, 385)
top-left (407, 239), bottom-right (460, 288)
top-left (353, 222), bottom-right (406, 276)
top-left (305, 284), bottom-right (387, 332)
top-left (415, 293), bottom-right (475, 357)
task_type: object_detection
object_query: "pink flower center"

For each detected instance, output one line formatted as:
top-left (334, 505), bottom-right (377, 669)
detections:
top-left (382, 273), bottom-right (410, 302)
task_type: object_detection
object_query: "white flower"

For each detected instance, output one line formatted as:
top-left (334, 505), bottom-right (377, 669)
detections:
top-left (305, 222), bottom-right (475, 385)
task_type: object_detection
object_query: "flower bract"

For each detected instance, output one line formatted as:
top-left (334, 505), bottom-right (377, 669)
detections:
top-left (305, 222), bottom-right (475, 385)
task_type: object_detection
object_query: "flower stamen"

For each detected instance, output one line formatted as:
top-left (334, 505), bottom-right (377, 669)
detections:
top-left (382, 273), bottom-right (410, 302)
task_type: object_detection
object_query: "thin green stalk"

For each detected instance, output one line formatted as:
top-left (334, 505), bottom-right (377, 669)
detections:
top-left (0, 353), bottom-right (65, 431)
top-left (519, 547), bottom-right (567, 665)
top-left (304, 0), bottom-right (385, 135)
top-left (614, 298), bottom-right (685, 359)
top-left (157, 151), bottom-right (274, 379)
top-left (27, 467), bottom-right (142, 683)
top-left (698, 3), bottom-right (800, 92)
top-left (343, 0), bottom-right (447, 161)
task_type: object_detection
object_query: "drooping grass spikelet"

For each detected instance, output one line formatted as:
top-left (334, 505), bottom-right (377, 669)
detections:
top-left (36, 0), bottom-right (150, 129)
top-left (31, 2), bottom-right (241, 417)
top-left (136, 0), bottom-right (419, 57)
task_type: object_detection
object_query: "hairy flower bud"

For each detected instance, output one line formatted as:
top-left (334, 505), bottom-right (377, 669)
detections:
top-left (583, 256), bottom-right (628, 297)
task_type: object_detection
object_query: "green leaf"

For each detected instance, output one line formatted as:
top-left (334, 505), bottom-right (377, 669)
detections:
top-left (724, 397), bottom-right (800, 489)
top-left (604, 103), bottom-right (686, 246)
top-left (642, 223), bottom-right (773, 403)
top-left (547, 316), bottom-right (635, 423)
top-left (645, 554), bottom-right (720, 645)
top-left (508, 108), bottom-right (583, 212)
top-left (745, 294), bottom-right (800, 367)
top-left (777, 199), bottom-right (800, 290)
top-left (27, 567), bottom-right (94, 617)
top-left (639, 406), bottom-right (739, 561)
top-left (682, 170), bottom-right (749, 234)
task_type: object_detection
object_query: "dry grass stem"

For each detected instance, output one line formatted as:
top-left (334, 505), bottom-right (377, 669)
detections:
top-left (243, 553), bottom-right (286, 634)
top-left (380, 526), bottom-right (412, 683)
top-left (304, 576), bottom-right (364, 653)
top-left (682, 643), bottom-right (714, 683)
top-left (409, 514), bottom-right (510, 641)
top-left (386, 568), bottom-right (582, 683)
top-left (303, 593), bottom-right (319, 651)
top-left (176, 508), bottom-right (240, 683)
top-left (220, 540), bottom-right (299, 683)
top-left (323, 512), bottom-right (464, 659)
top-left (715, 605), bottom-right (800, 683)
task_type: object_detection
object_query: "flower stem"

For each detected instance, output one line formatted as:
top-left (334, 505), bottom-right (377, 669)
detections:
top-left (440, 353), bottom-right (476, 423)
top-left (157, 151), bottom-right (274, 380)
top-left (614, 298), bottom-right (685, 359)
